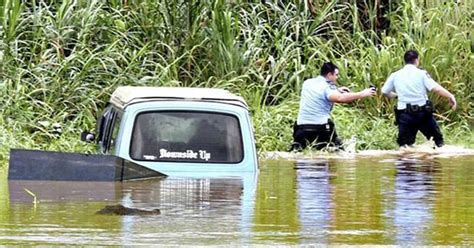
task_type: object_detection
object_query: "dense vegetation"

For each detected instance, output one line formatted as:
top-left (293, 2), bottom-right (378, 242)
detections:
top-left (0, 0), bottom-right (472, 164)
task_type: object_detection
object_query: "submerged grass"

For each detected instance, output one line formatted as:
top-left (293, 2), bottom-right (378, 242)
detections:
top-left (0, 0), bottom-right (472, 167)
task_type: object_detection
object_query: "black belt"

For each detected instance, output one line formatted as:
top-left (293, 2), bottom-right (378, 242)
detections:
top-left (400, 101), bottom-right (433, 113)
top-left (298, 123), bottom-right (330, 131)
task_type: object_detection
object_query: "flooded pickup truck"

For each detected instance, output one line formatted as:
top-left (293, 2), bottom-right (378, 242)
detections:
top-left (9, 87), bottom-right (258, 180)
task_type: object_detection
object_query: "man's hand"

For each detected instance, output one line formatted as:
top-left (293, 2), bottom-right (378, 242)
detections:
top-left (449, 95), bottom-right (457, 110)
top-left (360, 87), bottom-right (377, 97)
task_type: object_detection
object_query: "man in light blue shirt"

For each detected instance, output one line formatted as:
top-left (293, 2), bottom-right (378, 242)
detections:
top-left (290, 62), bottom-right (376, 151)
top-left (382, 50), bottom-right (457, 147)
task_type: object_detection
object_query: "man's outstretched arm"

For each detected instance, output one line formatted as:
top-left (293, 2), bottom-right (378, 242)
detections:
top-left (328, 88), bottom-right (376, 103)
top-left (431, 85), bottom-right (457, 110)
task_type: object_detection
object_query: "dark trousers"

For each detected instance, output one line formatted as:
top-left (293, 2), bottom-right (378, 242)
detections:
top-left (290, 119), bottom-right (342, 151)
top-left (397, 110), bottom-right (443, 147)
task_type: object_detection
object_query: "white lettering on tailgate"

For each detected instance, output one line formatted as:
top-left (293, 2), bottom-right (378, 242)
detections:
top-left (159, 149), bottom-right (213, 160)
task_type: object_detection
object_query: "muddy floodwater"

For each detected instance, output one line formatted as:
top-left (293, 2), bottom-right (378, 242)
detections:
top-left (1, 155), bottom-right (473, 246)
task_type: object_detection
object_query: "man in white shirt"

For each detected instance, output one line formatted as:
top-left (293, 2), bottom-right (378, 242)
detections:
top-left (290, 62), bottom-right (376, 151)
top-left (381, 50), bottom-right (457, 147)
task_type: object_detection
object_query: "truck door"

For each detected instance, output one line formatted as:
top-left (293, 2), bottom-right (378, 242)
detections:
top-left (96, 105), bottom-right (121, 154)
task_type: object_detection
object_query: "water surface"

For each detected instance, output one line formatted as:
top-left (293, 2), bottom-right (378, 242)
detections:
top-left (1, 155), bottom-right (473, 246)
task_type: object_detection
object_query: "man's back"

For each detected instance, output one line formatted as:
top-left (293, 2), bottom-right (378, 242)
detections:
top-left (381, 50), bottom-right (456, 148)
top-left (382, 64), bottom-right (438, 109)
top-left (297, 76), bottom-right (335, 125)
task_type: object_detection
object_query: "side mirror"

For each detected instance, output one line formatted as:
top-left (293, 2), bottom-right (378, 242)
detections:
top-left (81, 131), bottom-right (96, 142)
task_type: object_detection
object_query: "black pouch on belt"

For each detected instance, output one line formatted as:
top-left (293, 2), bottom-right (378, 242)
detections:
top-left (424, 100), bottom-right (434, 113)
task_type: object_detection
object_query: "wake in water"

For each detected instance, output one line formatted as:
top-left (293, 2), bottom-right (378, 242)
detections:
top-left (263, 138), bottom-right (474, 161)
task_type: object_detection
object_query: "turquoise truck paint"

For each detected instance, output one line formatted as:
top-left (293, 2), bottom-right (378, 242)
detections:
top-left (95, 88), bottom-right (258, 177)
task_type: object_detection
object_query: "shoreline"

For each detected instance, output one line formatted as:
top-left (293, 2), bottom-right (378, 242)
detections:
top-left (262, 145), bottom-right (474, 161)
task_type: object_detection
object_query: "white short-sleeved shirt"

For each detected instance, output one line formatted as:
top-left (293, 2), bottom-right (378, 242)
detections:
top-left (297, 76), bottom-right (338, 125)
top-left (382, 64), bottom-right (439, 110)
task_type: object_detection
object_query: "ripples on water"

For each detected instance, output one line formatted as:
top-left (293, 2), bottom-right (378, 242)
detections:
top-left (0, 155), bottom-right (473, 246)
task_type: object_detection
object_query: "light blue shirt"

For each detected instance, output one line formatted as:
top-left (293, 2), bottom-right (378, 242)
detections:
top-left (297, 76), bottom-right (337, 125)
top-left (382, 64), bottom-right (439, 110)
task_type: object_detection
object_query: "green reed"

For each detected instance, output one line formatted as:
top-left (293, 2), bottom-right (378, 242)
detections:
top-left (0, 0), bottom-right (472, 166)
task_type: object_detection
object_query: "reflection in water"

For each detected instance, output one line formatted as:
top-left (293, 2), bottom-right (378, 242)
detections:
top-left (295, 159), bottom-right (331, 244)
top-left (1, 175), bottom-right (257, 246)
top-left (1, 155), bottom-right (473, 245)
top-left (390, 161), bottom-right (438, 245)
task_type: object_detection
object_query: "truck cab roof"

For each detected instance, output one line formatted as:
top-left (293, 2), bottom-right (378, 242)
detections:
top-left (110, 86), bottom-right (249, 110)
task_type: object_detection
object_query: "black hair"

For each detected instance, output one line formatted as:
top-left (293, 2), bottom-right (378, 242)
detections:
top-left (404, 50), bottom-right (419, 64)
top-left (320, 62), bottom-right (338, 76)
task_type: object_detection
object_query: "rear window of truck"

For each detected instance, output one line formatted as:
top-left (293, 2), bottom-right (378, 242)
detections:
top-left (130, 111), bottom-right (244, 163)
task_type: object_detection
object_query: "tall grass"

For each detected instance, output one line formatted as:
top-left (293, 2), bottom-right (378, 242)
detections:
top-left (0, 0), bottom-right (472, 165)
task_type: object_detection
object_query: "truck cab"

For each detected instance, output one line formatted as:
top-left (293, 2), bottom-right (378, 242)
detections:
top-left (92, 86), bottom-right (258, 176)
